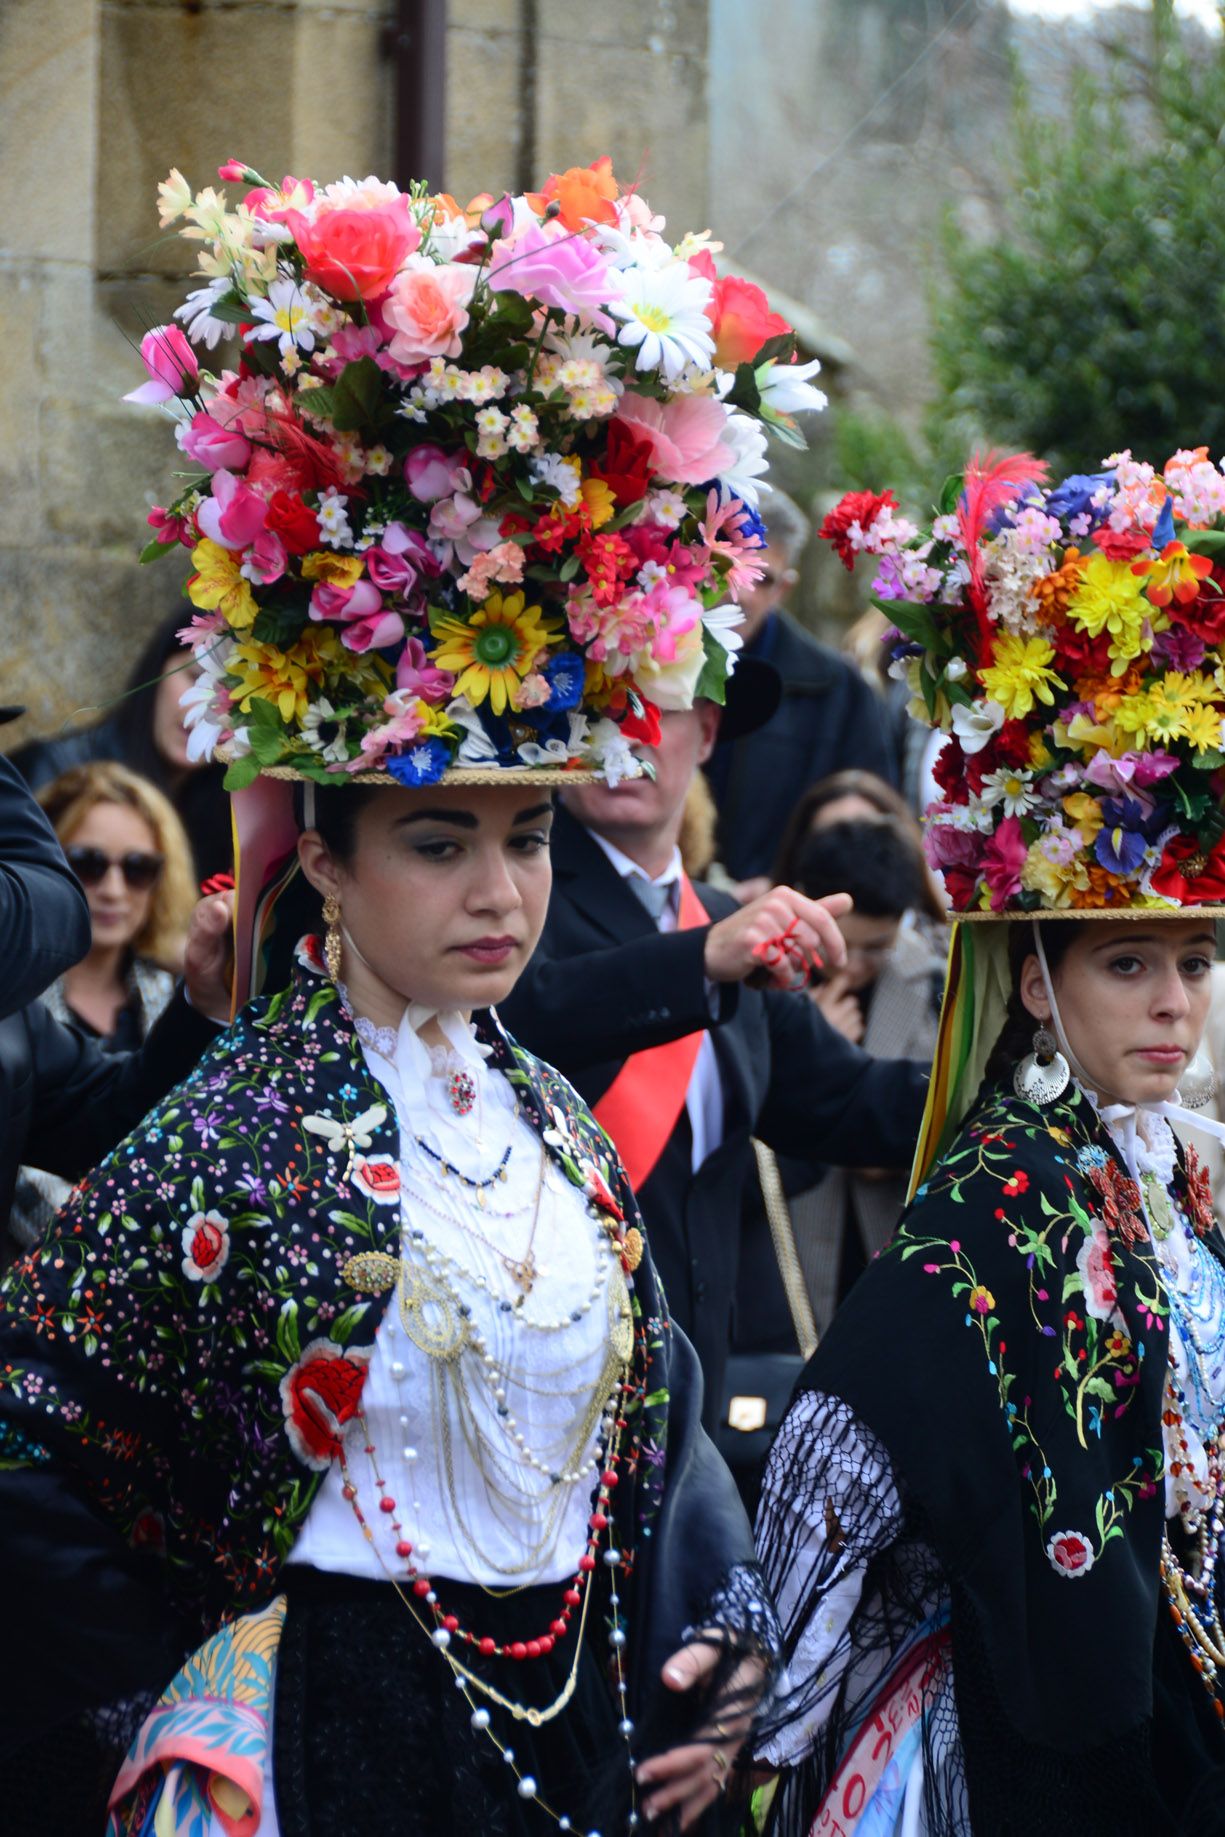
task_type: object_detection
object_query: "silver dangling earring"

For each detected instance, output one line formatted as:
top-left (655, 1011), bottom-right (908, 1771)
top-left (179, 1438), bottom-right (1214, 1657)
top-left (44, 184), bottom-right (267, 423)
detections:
top-left (1179, 1049), bottom-right (1217, 1111)
top-left (1014, 1024), bottom-right (1071, 1107)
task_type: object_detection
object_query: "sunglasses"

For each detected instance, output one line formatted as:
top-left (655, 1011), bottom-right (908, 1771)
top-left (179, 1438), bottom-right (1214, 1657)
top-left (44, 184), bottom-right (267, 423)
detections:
top-left (66, 845), bottom-right (164, 891)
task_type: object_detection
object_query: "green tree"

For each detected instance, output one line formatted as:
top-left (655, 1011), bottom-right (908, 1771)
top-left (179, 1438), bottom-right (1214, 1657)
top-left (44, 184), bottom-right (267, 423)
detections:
top-left (929, 0), bottom-right (1225, 475)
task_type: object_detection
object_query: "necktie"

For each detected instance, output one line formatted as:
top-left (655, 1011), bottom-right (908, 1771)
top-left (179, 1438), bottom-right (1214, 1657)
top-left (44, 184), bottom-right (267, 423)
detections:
top-left (626, 874), bottom-right (675, 924)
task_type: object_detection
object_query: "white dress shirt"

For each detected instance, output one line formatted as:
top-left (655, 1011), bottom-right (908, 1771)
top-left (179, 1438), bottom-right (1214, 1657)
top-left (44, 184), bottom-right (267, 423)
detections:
top-left (588, 830), bottom-right (724, 1171)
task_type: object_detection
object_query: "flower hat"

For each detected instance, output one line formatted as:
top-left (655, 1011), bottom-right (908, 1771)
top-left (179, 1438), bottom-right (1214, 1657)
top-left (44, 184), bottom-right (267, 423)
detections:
top-left (130, 156), bottom-right (826, 790)
top-left (822, 449), bottom-right (1225, 1186)
top-left (822, 448), bottom-right (1225, 919)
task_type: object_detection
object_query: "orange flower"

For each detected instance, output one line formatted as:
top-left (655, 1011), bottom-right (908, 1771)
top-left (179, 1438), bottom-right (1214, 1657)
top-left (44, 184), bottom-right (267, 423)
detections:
top-left (1070, 864), bottom-right (1131, 910)
top-left (1031, 548), bottom-right (1084, 622)
top-left (1134, 540), bottom-right (1213, 608)
top-left (535, 158), bottom-right (619, 232)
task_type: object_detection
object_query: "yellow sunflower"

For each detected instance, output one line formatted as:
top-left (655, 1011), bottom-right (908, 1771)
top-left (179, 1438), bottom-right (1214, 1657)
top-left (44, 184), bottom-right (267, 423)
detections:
top-left (430, 591), bottom-right (559, 716)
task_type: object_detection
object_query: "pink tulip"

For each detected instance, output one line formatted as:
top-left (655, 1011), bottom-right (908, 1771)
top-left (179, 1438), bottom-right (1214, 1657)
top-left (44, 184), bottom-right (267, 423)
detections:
top-left (366, 521), bottom-right (441, 594)
top-left (181, 410), bottom-right (253, 472)
top-left (308, 577), bottom-right (404, 651)
top-left (404, 445), bottom-right (468, 504)
top-left (196, 470), bottom-right (269, 551)
top-left (241, 527), bottom-right (288, 585)
top-left (395, 636), bottom-right (456, 704)
top-left (124, 325), bottom-right (200, 405)
top-left (341, 609), bottom-right (408, 653)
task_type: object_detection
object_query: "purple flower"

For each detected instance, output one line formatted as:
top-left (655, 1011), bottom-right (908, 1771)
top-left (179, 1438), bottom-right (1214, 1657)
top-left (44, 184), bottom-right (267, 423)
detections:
top-left (1045, 472), bottom-right (1114, 527)
top-left (1151, 626), bottom-right (1207, 673)
top-left (192, 1109), bottom-right (222, 1144)
top-left (1095, 823), bottom-right (1147, 876)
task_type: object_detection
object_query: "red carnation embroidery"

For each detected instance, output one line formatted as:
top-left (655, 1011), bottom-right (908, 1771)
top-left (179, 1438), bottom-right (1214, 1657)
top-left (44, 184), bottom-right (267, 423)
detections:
top-left (280, 1340), bottom-right (372, 1471)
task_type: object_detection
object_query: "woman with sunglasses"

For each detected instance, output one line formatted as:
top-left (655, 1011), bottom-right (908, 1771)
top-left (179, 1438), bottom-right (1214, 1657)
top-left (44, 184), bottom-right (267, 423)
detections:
top-left (10, 761), bottom-right (197, 1247)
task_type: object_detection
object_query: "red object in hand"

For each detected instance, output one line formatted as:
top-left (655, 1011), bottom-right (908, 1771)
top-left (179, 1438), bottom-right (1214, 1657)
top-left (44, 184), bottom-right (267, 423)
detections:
top-left (751, 918), bottom-right (820, 989)
top-left (200, 871), bottom-right (236, 897)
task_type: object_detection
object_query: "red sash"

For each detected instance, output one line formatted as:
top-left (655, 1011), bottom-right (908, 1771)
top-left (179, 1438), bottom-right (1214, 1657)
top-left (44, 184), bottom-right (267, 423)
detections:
top-left (593, 873), bottom-right (708, 1192)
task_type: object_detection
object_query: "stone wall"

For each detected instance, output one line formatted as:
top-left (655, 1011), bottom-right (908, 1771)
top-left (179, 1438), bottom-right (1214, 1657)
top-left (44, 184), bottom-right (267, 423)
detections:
top-left (0, 0), bottom-right (715, 749)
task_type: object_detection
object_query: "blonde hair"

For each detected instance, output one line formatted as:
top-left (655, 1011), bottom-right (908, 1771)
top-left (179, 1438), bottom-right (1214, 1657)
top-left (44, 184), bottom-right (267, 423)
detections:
top-left (38, 762), bottom-right (197, 968)
top-left (679, 770), bottom-right (718, 880)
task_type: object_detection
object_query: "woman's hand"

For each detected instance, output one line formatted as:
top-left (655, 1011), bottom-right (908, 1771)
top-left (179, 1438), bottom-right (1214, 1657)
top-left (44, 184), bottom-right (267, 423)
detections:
top-left (183, 891), bottom-right (235, 1023)
top-left (635, 1639), bottom-right (766, 1830)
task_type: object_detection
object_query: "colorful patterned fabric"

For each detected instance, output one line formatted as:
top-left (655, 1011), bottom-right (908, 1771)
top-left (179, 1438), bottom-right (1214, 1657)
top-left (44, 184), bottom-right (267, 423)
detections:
top-left (107, 1597), bottom-right (286, 1837)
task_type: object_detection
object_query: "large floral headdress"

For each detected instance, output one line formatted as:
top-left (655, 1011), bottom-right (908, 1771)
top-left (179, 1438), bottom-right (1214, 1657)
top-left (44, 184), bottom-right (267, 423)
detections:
top-left (130, 156), bottom-right (825, 787)
top-left (822, 448), bottom-right (1225, 916)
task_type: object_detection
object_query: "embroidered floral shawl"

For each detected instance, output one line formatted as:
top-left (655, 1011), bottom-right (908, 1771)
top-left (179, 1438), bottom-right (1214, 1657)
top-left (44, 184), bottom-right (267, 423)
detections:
top-left (0, 951), bottom-right (755, 1779)
top-left (759, 1080), bottom-right (1225, 1833)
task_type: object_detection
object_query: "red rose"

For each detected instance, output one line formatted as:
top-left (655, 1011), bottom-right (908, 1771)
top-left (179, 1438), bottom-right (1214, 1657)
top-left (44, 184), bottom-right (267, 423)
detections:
top-left (819, 489), bottom-right (899, 571)
top-left (180, 1210), bottom-right (230, 1282)
top-left (1046, 1530), bottom-right (1095, 1578)
top-left (995, 720), bottom-right (1034, 767)
top-left (588, 421), bottom-right (656, 508)
top-left (1150, 833), bottom-right (1225, 905)
top-left (280, 1340), bottom-right (372, 1471)
top-left (619, 696), bottom-right (661, 748)
top-left (266, 490), bottom-right (322, 556)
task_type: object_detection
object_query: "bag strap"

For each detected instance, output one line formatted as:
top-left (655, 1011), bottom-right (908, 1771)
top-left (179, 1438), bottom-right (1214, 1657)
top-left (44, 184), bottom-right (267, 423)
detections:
top-left (751, 1138), bottom-right (819, 1360)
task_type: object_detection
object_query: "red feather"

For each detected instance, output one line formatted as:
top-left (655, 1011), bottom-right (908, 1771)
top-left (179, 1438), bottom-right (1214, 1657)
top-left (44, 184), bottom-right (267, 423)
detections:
top-left (958, 449), bottom-right (1050, 651)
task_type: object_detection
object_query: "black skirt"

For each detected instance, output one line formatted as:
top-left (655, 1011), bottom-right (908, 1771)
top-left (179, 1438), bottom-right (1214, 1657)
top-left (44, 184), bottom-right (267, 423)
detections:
top-left (272, 1565), bottom-right (633, 1837)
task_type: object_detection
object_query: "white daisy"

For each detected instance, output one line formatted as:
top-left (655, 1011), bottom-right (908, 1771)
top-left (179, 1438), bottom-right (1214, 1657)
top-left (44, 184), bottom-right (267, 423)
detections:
top-left (301, 698), bottom-right (350, 765)
top-left (316, 487), bottom-right (353, 548)
top-left (245, 277), bottom-right (326, 359)
top-left (174, 277), bottom-right (234, 351)
top-left (716, 412), bottom-right (771, 509)
top-left (611, 263), bottom-right (715, 383)
top-left (701, 601), bottom-right (746, 661)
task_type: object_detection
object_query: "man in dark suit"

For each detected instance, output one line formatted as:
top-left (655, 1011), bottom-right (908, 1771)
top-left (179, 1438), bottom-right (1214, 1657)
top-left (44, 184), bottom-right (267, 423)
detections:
top-left (499, 679), bottom-right (928, 1425)
top-left (704, 489), bottom-right (897, 896)
top-left (0, 735), bottom-right (91, 1019)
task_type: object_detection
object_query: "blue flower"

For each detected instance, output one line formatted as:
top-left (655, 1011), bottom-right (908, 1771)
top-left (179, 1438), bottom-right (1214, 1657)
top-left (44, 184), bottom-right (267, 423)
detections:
top-left (385, 737), bottom-right (451, 787)
top-left (1094, 822), bottom-right (1147, 876)
top-left (1151, 496), bottom-right (1176, 552)
top-left (738, 502), bottom-right (768, 548)
top-left (542, 651), bottom-right (585, 713)
top-left (1046, 472), bottom-right (1114, 527)
top-left (1077, 1144), bottom-right (1108, 1172)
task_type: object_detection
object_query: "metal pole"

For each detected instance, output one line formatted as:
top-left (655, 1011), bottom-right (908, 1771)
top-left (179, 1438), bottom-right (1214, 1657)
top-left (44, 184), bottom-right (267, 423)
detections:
top-left (389, 0), bottom-right (447, 193)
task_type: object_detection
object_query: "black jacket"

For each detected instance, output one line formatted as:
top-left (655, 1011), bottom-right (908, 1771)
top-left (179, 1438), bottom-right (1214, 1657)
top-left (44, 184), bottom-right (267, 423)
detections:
top-left (0, 991), bottom-right (220, 1248)
top-left (499, 808), bottom-right (928, 1423)
top-left (706, 611), bottom-right (898, 882)
top-left (0, 753), bottom-right (90, 1020)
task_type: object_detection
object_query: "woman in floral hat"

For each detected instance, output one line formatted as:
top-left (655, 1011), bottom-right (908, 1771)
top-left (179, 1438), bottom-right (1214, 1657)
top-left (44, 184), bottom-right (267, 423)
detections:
top-left (0, 155), bottom-right (832, 1836)
top-left (752, 451), bottom-right (1225, 1835)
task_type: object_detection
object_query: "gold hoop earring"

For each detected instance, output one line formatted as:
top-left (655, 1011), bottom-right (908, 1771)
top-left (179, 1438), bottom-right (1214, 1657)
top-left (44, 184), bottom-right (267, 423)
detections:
top-left (322, 894), bottom-right (343, 985)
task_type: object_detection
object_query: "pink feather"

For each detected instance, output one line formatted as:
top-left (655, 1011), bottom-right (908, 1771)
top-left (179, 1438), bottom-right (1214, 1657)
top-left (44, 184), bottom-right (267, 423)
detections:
top-left (958, 449), bottom-right (1050, 649)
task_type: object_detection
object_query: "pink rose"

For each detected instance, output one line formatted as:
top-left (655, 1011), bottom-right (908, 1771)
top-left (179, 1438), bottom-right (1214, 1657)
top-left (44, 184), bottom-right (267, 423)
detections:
top-left (124, 325), bottom-right (199, 405)
top-left (365, 521), bottom-right (441, 596)
top-left (382, 256), bottom-right (476, 364)
top-left (404, 444), bottom-right (468, 504)
top-left (613, 393), bottom-right (734, 487)
top-left (241, 527), bottom-right (288, 585)
top-left (196, 470), bottom-right (269, 551)
top-left (487, 220), bottom-right (616, 333)
top-left (284, 195), bottom-right (420, 303)
top-left (181, 410), bottom-right (253, 473)
top-left (428, 491), bottom-right (500, 566)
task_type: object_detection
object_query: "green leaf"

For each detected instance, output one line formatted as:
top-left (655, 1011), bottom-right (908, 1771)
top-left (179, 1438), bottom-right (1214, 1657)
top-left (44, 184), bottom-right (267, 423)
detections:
top-left (753, 331), bottom-right (798, 369)
top-left (251, 603), bottom-right (310, 648)
top-left (275, 1299), bottom-right (301, 1366)
top-left (871, 594), bottom-right (948, 655)
top-left (329, 1303), bottom-right (369, 1346)
top-left (694, 631), bottom-right (730, 705)
top-left (139, 538), bottom-right (177, 564)
top-left (1192, 749), bottom-right (1225, 771)
top-left (205, 298), bottom-right (253, 327)
top-left (328, 356), bottom-right (391, 434)
top-left (223, 754), bottom-right (262, 791)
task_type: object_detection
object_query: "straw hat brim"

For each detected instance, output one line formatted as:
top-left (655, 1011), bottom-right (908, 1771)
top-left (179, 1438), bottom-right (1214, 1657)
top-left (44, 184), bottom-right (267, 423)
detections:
top-left (951, 905), bottom-right (1225, 922)
top-left (215, 746), bottom-right (618, 787)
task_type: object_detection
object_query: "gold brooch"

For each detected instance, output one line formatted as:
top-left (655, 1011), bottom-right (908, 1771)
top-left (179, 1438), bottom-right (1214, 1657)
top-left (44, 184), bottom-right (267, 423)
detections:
top-left (341, 1250), bottom-right (399, 1295)
top-left (621, 1226), bottom-right (644, 1273)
